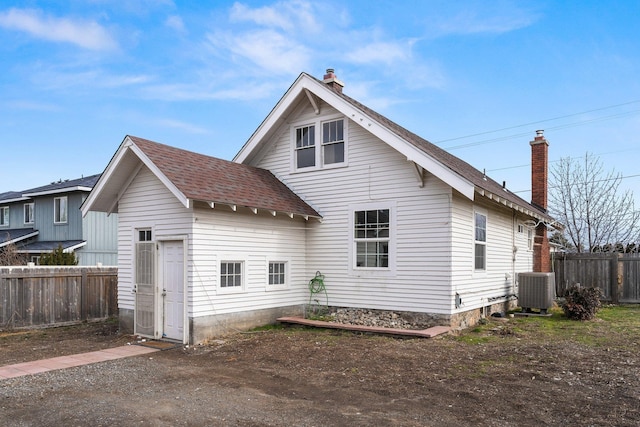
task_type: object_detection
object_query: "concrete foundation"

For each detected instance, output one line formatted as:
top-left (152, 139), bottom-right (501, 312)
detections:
top-left (189, 305), bottom-right (304, 344)
top-left (449, 299), bottom-right (518, 329)
top-left (118, 300), bottom-right (517, 343)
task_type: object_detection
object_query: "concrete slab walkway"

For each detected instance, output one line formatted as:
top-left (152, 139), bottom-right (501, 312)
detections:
top-left (0, 345), bottom-right (159, 380)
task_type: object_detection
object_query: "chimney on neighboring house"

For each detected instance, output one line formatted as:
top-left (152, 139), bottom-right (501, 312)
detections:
top-left (530, 130), bottom-right (550, 272)
top-left (323, 68), bottom-right (344, 93)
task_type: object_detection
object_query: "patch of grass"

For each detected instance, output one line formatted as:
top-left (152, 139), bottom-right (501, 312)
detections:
top-left (454, 305), bottom-right (640, 350)
top-left (247, 323), bottom-right (285, 332)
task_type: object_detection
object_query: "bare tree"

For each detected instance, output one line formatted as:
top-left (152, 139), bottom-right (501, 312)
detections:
top-left (0, 240), bottom-right (28, 266)
top-left (549, 153), bottom-right (640, 253)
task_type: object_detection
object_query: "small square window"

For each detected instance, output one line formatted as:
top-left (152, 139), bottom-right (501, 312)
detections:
top-left (221, 261), bottom-right (243, 288)
top-left (138, 229), bottom-right (152, 242)
top-left (268, 262), bottom-right (286, 286)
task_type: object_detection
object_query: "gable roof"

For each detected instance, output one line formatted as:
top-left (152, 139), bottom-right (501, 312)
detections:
top-left (82, 136), bottom-right (320, 219)
top-left (0, 228), bottom-right (39, 248)
top-left (23, 174), bottom-right (100, 197)
top-left (234, 72), bottom-right (552, 223)
top-left (0, 191), bottom-right (28, 204)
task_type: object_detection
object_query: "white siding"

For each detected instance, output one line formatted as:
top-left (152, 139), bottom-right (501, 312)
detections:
top-left (117, 166), bottom-right (192, 311)
top-left (254, 102), bottom-right (456, 314)
top-left (450, 195), bottom-right (534, 312)
top-left (190, 206), bottom-right (307, 317)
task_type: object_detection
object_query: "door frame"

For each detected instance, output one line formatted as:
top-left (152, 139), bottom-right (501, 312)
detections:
top-left (156, 235), bottom-right (188, 344)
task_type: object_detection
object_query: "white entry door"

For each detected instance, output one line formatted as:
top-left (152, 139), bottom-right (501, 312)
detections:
top-left (160, 240), bottom-right (185, 341)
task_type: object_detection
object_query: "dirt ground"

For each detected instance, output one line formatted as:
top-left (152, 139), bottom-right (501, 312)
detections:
top-left (1, 312), bottom-right (639, 426)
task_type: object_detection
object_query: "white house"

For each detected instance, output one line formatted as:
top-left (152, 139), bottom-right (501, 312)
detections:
top-left (82, 70), bottom-right (554, 344)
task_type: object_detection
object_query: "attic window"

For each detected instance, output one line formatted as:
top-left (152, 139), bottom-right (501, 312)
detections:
top-left (295, 125), bottom-right (316, 168)
top-left (293, 117), bottom-right (346, 171)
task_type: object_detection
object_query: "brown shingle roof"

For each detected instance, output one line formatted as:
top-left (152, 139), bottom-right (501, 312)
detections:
top-left (129, 136), bottom-right (320, 218)
top-left (310, 74), bottom-right (551, 220)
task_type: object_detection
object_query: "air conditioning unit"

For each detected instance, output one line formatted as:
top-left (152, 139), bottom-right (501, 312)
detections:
top-left (518, 272), bottom-right (555, 314)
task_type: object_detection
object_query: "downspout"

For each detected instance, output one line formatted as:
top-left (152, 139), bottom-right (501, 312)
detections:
top-left (511, 211), bottom-right (517, 298)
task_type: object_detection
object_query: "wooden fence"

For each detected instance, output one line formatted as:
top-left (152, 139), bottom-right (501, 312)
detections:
top-left (552, 253), bottom-right (640, 303)
top-left (0, 266), bottom-right (117, 328)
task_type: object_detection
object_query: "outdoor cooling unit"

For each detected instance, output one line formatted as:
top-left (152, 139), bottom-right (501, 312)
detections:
top-left (518, 272), bottom-right (555, 314)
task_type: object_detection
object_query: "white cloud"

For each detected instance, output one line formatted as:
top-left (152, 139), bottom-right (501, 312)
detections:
top-left (5, 100), bottom-right (62, 112)
top-left (31, 67), bottom-right (151, 91)
top-left (154, 118), bottom-right (208, 134)
top-left (207, 29), bottom-right (311, 76)
top-left (165, 15), bottom-right (186, 33)
top-left (230, 0), bottom-right (321, 33)
top-left (430, 2), bottom-right (539, 36)
top-left (230, 2), bottom-right (292, 31)
top-left (346, 41), bottom-right (412, 65)
top-left (0, 8), bottom-right (118, 51)
top-left (139, 81), bottom-right (278, 102)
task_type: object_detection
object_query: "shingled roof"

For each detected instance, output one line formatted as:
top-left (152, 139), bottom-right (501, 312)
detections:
top-left (23, 174), bottom-right (100, 196)
top-left (124, 136), bottom-right (320, 218)
top-left (308, 74), bottom-right (551, 221)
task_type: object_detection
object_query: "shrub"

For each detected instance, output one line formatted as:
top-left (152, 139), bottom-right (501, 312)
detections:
top-left (561, 285), bottom-right (602, 320)
top-left (39, 245), bottom-right (78, 266)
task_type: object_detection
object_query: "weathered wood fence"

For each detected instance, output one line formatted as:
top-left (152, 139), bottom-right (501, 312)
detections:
top-left (552, 253), bottom-right (640, 303)
top-left (0, 266), bottom-right (117, 328)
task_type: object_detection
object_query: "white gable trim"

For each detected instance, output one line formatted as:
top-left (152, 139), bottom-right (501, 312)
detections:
top-left (234, 73), bottom-right (475, 200)
top-left (125, 139), bottom-right (190, 209)
top-left (81, 137), bottom-right (189, 217)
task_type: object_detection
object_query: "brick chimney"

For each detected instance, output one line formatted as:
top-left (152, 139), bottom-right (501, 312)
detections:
top-left (323, 68), bottom-right (344, 93)
top-left (530, 130), bottom-right (550, 272)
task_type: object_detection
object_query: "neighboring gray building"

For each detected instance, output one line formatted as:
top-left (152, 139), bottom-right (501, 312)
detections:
top-left (0, 174), bottom-right (117, 265)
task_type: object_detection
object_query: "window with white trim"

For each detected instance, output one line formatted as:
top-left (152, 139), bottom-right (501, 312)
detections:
top-left (355, 209), bottom-right (390, 268)
top-left (294, 117), bottom-right (346, 170)
top-left (295, 125), bottom-right (316, 168)
top-left (0, 207), bottom-right (8, 226)
top-left (220, 261), bottom-right (243, 289)
top-left (474, 211), bottom-right (487, 270)
top-left (322, 119), bottom-right (344, 164)
top-left (527, 229), bottom-right (533, 251)
top-left (54, 196), bottom-right (67, 224)
top-left (24, 203), bottom-right (34, 224)
top-left (268, 261), bottom-right (287, 286)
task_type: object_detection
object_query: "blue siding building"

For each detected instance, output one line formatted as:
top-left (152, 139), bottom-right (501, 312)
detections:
top-left (0, 174), bottom-right (117, 265)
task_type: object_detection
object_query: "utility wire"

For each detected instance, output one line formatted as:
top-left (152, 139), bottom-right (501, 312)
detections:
top-left (433, 99), bottom-right (640, 145)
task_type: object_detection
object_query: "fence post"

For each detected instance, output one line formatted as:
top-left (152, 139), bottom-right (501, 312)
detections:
top-left (610, 253), bottom-right (622, 304)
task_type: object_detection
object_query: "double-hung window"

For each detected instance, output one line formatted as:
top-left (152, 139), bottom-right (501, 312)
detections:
top-left (0, 207), bottom-right (8, 226)
top-left (354, 209), bottom-right (390, 268)
top-left (474, 211), bottom-right (487, 270)
top-left (54, 196), bottom-right (68, 224)
top-left (295, 125), bottom-right (316, 168)
top-left (294, 117), bottom-right (346, 170)
top-left (24, 203), bottom-right (34, 225)
top-left (322, 119), bottom-right (344, 164)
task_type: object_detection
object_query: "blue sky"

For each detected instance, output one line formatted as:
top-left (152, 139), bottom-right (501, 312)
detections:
top-left (1, 0), bottom-right (639, 205)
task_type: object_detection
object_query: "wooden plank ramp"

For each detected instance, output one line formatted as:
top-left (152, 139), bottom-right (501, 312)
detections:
top-left (277, 316), bottom-right (450, 338)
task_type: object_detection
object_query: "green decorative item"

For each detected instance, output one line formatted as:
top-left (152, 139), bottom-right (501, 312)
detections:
top-left (308, 271), bottom-right (328, 316)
